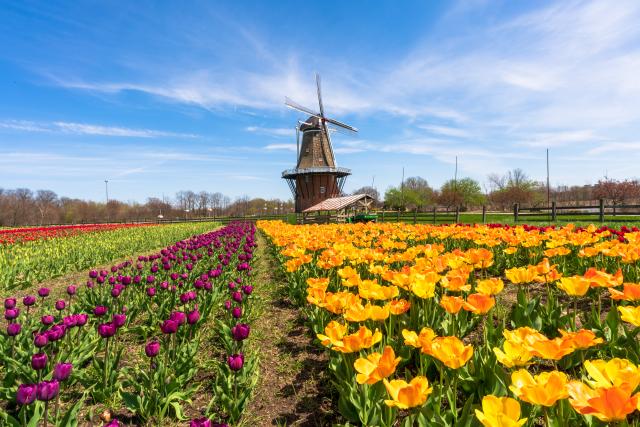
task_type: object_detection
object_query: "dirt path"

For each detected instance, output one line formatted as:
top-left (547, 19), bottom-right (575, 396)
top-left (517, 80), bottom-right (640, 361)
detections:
top-left (243, 232), bottom-right (340, 427)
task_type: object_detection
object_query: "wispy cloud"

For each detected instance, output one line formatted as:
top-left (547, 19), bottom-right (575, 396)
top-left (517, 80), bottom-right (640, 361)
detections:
top-left (245, 126), bottom-right (293, 137)
top-left (0, 120), bottom-right (198, 138)
top-left (264, 143), bottom-right (296, 152)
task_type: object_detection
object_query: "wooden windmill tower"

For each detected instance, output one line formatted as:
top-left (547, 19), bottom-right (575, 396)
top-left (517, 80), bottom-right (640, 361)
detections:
top-left (282, 74), bottom-right (358, 213)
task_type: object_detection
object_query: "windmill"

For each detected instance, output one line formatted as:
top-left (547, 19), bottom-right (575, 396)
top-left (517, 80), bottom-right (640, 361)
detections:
top-left (282, 74), bottom-right (358, 213)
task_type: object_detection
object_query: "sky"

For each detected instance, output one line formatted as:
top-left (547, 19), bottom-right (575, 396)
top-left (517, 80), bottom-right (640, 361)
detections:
top-left (2, 0), bottom-right (640, 203)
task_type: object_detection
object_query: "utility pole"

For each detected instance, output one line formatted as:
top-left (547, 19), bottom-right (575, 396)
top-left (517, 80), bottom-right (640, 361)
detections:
top-left (454, 156), bottom-right (458, 207)
top-left (546, 148), bottom-right (550, 207)
top-left (401, 167), bottom-right (405, 210)
top-left (104, 180), bottom-right (109, 204)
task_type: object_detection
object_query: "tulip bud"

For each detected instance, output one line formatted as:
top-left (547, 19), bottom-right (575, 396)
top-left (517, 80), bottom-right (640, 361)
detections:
top-left (55, 300), bottom-right (66, 311)
top-left (232, 307), bottom-right (242, 319)
top-left (4, 298), bottom-right (16, 309)
top-left (66, 285), bottom-right (77, 296)
top-left (242, 285), bottom-right (254, 296)
top-left (93, 306), bottom-right (108, 317)
top-left (7, 322), bottom-right (21, 336)
top-left (160, 319), bottom-right (178, 334)
top-left (23, 295), bottom-right (36, 306)
top-left (190, 418), bottom-right (212, 427)
top-left (187, 309), bottom-right (200, 325)
top-left (4, 308), bottom-right (19, 320)
top-left (36, 380), bottom-right (59, 401)
top-left (227, 353), bottom-right (244, 371)
top-left (75, 313), bottom-right (88, 326)
top-left (170, 311), bottom-right (186, 326)
top-left (146, 275), bottom-right (155, 284)
top-left (34, 333), bottom-right (49, 348)
top-left (89, 270), bottom-right (98, 279)
top-left (147, 287), bottom-right (156, 297)
top-left (112, 314), bottom-right (126, 328)
top-left (53, 362), bottom-right (73, 381)
top-left (224, 300), bottom-right (232, 310)
top-left (232, 291), bottom-right (242, 303)
top-left (16, 383), bottom-right (37, 406)
top-left (145, 341), bottom-right (160, 358)
top-left (41, 314), bottom-right (54, 325)
top-left (32, 352), bottom-right (48, 370)
top-left (231, 323), bottom-right (250, 341)
top-left (38, 288), bottom-right (50, 298)
top-left (97, 323), bottom-right (116, 338)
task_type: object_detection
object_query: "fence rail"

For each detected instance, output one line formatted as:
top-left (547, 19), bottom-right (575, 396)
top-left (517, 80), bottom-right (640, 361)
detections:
top-left (513, 199), bottom-right (640, 223)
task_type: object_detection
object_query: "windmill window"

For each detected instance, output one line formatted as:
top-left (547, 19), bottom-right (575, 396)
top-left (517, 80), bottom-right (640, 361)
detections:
top-left (320, 186), bottom-right (326, 194)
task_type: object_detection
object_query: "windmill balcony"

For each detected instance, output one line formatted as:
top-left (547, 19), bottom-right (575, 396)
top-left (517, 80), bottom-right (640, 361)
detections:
top-left (281, 166), bottom-right (351, 178)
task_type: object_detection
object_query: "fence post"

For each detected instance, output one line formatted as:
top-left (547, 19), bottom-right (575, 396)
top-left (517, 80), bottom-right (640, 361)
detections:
top-left (381, 210), bottom-right (385, 222)
top-left (455, 206), bottom-right (460, 223)
top-left (432, 206), bottom-right (436, 224)
top-left (514, 203), bottom-right (519, 223)
top-left (413, 209), bottom-right (417, 224)
top-left (551, 201), bottom-right (557, 222)
top-left (397, 209), bottom-right (400, 222)
top-left (599, 199), bottom-right (605, 224)
top-left (482, 205), bottom-right (487, 224)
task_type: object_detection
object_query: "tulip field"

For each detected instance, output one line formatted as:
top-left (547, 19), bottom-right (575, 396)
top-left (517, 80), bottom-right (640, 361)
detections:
top-left (258, 221), bottom-right (640, 426)
top-left (1, 222), bottom-right (257, 426)
top-left (0, 222), bottom-right (220, 291)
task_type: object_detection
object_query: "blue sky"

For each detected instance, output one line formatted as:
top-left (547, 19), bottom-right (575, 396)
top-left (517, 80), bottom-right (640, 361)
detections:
top-left (2, 0), bottom-right (640, 203)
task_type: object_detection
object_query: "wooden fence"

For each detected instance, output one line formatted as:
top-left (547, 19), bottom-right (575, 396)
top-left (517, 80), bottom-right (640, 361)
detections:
top-left (513, 199), bottom-right (640, 223)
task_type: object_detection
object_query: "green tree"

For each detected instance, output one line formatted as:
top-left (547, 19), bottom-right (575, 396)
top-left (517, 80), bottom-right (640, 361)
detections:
top-left (439, 178), bottom-right (485, 209)
top-left (384, 176), bottom-right (434, 211)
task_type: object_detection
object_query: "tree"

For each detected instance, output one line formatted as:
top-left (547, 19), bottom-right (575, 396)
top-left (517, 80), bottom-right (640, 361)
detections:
top-left (35, 190), bottom-right (58, 225)
top-left (593, 179), bottom-right (640, 214)
top-left (439, 178), bottom-right (485, 209)
top-left (487, 169), bottom-right (539, 210)
top-left (384, 177), bottom-right (434, 211)
top-left (351, 186), bottom-right (380, 201)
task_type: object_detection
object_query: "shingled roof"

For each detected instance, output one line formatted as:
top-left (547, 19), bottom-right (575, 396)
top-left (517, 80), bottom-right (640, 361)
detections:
top-left (302, 194), bottom-right (373, 213)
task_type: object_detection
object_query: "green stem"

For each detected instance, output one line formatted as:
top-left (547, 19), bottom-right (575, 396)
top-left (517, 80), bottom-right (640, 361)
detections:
top-left (103, 337), bottom-right (110, 391)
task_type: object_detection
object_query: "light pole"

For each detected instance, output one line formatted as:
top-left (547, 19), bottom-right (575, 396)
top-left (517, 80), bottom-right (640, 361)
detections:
top-left (104, 180), bottom-right (109, 204)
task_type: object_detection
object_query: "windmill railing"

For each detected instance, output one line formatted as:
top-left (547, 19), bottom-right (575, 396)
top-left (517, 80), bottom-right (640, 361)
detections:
top-left (281, 167), bottom-right (351, 178)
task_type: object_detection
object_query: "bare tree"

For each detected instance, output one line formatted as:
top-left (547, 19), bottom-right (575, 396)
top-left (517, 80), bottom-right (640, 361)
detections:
top-left (35, 190), bottom-right (58, 225)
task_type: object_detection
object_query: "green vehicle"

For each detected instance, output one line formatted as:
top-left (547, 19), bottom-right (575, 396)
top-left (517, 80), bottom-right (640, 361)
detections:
top-left (346, 213), bottom-right (377, 223)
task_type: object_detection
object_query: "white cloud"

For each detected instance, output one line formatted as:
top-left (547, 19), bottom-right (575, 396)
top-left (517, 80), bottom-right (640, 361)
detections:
top-left (245, 126), bottom-right (293, 137)
top-left (264, 143), bottom-right (296, 152)
top-left (0, 120), bottom-right (197, 138)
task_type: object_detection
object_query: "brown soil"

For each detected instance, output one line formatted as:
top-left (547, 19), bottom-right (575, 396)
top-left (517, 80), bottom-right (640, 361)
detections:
top-left (242, 233), bottom-right (340, 427)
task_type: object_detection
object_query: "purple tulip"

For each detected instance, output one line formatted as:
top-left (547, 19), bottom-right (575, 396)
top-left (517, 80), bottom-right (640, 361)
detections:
top-left (231, 323), bottom-right (250, 341)
top-left (190, 418), bottom-right (212, 427)
top-left (53, 362), bottom-right (73, 381)
top-left (7, 321), bottom-right (21, 336)
top-left (160, 319), bottom-right (178, 334)
top-left (66, 285), bottom-right (77, 296)
top-left (242, 285), bottom-right (254, 295)
top-left (103, 420), bottom-right (120, 427)
top-left (4, 308), bottom-right (19, 320)
top-left (23, 295), bottom-right (36, 307)
top-left (227, 353), bottom-right (244, 371)
top-left (170, 311), bottom-right (186, 326)
top-left (232, 307), bottom-right (242, 319)
top-left (16, 384), bottom-right (37, 405)
top-left (75, 313), bottom-right (88, 326)
top-left (38, 288), bottom-right (50, 298)
top-left (34, 333), bottom-right (49, 348)
top-left (111, 288), bottom-right (121, 298)
top-left (47, 325), bottom-right (66, 342)
top-left (146, 275), bottom-right (155, 284)
top-left (112, 314), bottom-right (126, 328)
top-left (4, 298), bottom-right (16, 309)
top-left (145, 341), bottom-right (160, 357)
top-left (55, 300), bottom-right (66, 311)
top-left (122, 276), bottom-right (132, 285)
top-left (36, 380), bottom-right (59, 401)
top-left (228, 282), bottom-right (236, 290)
top-left (89, 270), bottom-right (98, 279)
top-left (187, 309), bottom-right (200, 325)
top-left (93, 306), bottom-right (108, 317)
top-left (32, 352), bottom-right (48, 370)
top-left (133, 275), bottom-right (141, 284)
top-left (231, 291), bottom-right (242, 303)
top-left (98, 323), bottom-right (116, 338)
top-left (41, 315), bottom-right (54, 325)
top-left (146, 287), bottom-right (156, 297)
top-left (63, 316), bottom-right (77, 328)
top-left (97, 276), bottom-right (105, 284)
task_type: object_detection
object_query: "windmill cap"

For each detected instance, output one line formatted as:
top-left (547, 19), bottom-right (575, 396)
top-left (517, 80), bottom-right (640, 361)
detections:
top-left (300, 116), bottom-right (322, 131)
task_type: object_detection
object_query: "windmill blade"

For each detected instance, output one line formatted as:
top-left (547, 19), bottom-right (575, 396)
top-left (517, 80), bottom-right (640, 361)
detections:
top-left (285, 97), bottom-right (321, 118)
top-left (321, 118), bottom-right (336, 166)
top-left (316, 73), bottom-right (325, 118)
top-left (324, 116), bottom-right (358, 133)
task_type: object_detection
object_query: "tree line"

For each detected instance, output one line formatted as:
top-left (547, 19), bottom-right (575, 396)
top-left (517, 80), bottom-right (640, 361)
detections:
top-left (0, 188), bottom-right (294, 227)
top-left (352, 169), bottom-right (640, 212)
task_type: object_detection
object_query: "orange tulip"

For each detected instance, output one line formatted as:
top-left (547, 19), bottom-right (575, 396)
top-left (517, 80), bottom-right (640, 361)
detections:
top-left (317, 321), bottom-right (347, 348)
top-left (402, 327), bottom-right (437, 351)
top-left (440, 295), bottom-right (465, 314)
top-left (558, 329), bottom-right (603, 350)
top-left (389, 298), bottom-right (411, 315)
top-left (582, 358), bottom-right (640, 392)
top-left (610, 283), bottom-right (640, 301)
top-left (338, 326), bottom-right (383, 353)
top-left (383, 376), bottom-right (432, 409)
top-left (583, 267), bottom-right (623, 288)
top-left (509, 369), bottom-right (569, 406)
top-left (463, 293), bottom-right (495, 315)
top-left (505, 267), bottom-right (539, 284)
top-left (567, 381), bottom-right (639, 422)
top-left (528, 337), bottom-right (575, 360)
top-left (426, 336), bottom-right (473, 369)
top-left (354, 345), bottom-right (401, 384)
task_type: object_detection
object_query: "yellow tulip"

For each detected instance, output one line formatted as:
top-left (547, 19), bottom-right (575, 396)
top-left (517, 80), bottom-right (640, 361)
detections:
top-left (618, 305), bottom-right (640, 327)
top-left (439, 295), bottom-right (465, 314)
top-left (354, 345), bottom-right (401, 384)
top-left (476, 278), bottom-right (504, 296)
top-left (509, 369), bottom-right (569, 406)
top-left (475, 395), bottom-right (527, 427)
top-left (337, 326), bottom-right (382, 353)
top-left (583, 358), bottom-right (640, 392)
top-left (426, 336), bottom-right (473, 369)
top-left (493, 341), bottom-right (533, 368)
top-left (402, 327), bottom-right (437, 351)
top-left (557, 276), bottom-right (590, 296)
top-left (383, 376), bottom-right (432, 409)
top-left (411, 272), bottom-right (439, 298)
